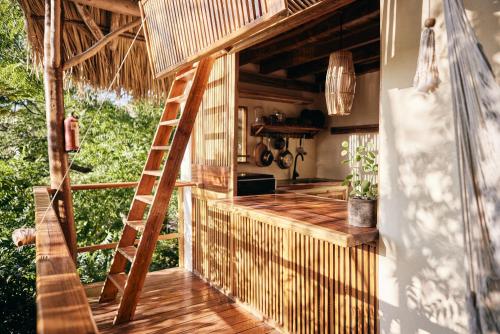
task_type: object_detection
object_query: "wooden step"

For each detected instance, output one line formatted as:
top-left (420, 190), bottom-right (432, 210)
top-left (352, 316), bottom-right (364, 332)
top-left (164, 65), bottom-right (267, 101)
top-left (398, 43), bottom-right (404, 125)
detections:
top-left (151, 145), bottom-right (171, 151)
top-left (143, 170), bottom-right (162, 177)
top-left (166, 94), bottom-right (186, 104)
top-left (108, 273), bottom-right (127, 293)
top-left (135, 195), bottom-right (154, 205)
top-left (124, 219), bottom-right (146, 232)
top-left (117, 246), bottom-right (137, 262)
top-left (175, 67), bottom-right (197, 81)
top-left (159, 119), bottom-right (180, 127)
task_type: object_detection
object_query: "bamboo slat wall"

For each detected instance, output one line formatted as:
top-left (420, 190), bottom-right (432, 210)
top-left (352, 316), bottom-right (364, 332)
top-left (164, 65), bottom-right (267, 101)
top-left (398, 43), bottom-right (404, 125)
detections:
top-left (141, 0), bottom-right (286, 78)
top-left (192, 54), bottom-right (237, 192)
top-left (192, 199), bottom-right (378, 333)
top-left (287, 0), bottom-right (320, 14)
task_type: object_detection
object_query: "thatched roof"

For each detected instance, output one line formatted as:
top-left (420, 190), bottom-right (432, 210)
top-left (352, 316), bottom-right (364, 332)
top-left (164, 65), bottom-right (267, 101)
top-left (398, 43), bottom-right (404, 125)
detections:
top-left (17, 0), bottom-right (170, 99)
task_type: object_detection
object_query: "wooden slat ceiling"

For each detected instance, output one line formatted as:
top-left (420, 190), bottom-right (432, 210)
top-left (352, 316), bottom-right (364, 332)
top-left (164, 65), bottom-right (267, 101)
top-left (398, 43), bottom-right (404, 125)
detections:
top-left (239, 0), bottom-right (380, 92)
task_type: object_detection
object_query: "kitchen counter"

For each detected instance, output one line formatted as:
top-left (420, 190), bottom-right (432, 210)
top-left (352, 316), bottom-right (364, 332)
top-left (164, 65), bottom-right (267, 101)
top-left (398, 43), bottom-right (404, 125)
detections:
top-left (209, 193), bottom-right (378, 247)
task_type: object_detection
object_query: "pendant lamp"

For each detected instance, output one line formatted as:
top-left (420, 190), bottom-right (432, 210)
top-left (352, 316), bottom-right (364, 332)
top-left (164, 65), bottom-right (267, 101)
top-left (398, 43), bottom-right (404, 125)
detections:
top-left (325, 14), bottom-right (356, 116)
top-left (325, 50), bottom-right (356, 116)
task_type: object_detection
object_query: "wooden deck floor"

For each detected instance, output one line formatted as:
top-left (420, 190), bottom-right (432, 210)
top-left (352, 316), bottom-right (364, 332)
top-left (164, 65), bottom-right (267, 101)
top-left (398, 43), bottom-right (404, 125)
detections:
top-left (86, 268), bottom-right (277, 334)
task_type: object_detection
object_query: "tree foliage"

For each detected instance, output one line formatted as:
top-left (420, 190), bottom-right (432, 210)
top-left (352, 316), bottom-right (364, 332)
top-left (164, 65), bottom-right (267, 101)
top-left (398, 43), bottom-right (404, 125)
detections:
top-left (0, 2), bottom-right (179, 333)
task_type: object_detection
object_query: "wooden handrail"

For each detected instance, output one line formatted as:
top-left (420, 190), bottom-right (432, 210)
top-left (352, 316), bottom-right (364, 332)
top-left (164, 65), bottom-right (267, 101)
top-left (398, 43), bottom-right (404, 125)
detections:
top-left (34, 187), bottom-right (98, 334)
top-left (77, 233), bottom-right (179, 253)
top-left (47, 180), bottom-right (198, 193)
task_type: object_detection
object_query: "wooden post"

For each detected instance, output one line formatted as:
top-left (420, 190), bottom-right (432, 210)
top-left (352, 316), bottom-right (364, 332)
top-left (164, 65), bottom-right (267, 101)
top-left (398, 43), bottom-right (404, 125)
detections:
top-left (44, 0), bottom-right (77, 261)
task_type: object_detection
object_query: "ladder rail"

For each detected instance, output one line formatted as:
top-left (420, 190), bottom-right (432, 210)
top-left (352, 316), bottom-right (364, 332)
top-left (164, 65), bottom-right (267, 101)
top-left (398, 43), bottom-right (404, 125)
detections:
top-left (98, 57), bottom-right (215, 325)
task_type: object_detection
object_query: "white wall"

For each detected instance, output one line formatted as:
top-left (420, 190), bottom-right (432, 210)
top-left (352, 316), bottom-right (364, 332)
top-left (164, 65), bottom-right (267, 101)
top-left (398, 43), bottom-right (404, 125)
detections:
top-left (378, 0), bottom-right (499, 333)
top-left (316, 71), bottom-right (380, 180)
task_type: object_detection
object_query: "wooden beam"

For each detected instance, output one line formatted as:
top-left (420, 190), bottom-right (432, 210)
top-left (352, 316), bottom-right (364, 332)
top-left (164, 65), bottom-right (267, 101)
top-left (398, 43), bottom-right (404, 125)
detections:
top-left (260, 23), bottom-right (380, 74)
top-left (44, 0), bottom-right (77, 261)
top-left (330, 124), bottom-right (379, 135)
top-left (67, 0), bottom-right (140, 17)
top-left (239, 70), bottom-right (319, 92)
top-left (63, 18), bottom-right (140, 70)
top-left (31, 15), bottom-right (146, 41)
top-left (74, 3), bottom-right (104, 41)
top-left (47, 180), bottom-right (197, 192)
top-left (240, 1), bottom-right (379, 65)
top-left (315, 59), bottom-right (381, 84)
top-left (108, 13), bottom-right (121, 51)
top-left (287, 42), bottom-right (380, 79)
top-left (232, 0), bottom-right (355, 54)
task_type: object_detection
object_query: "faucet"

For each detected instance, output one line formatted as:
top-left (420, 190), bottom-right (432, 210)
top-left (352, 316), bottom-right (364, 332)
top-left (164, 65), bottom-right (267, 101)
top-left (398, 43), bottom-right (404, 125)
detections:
top-left (292, 152), bottom-right (304, 180)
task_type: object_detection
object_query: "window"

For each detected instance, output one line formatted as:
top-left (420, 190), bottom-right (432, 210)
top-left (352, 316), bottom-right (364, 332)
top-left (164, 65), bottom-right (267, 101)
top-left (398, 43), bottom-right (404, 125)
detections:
top-left (237, 106), bottom-right (248, 163)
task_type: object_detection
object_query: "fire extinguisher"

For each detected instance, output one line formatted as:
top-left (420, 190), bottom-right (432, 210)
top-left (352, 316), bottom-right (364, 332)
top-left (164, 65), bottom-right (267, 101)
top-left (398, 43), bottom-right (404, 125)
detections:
top-left (64, 113), bottom-right (80, 152)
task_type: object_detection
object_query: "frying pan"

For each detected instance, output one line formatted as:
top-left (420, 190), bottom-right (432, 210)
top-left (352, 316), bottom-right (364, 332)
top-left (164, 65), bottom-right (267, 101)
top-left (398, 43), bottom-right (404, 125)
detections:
top-left (260, 138), bottom-right (274, 167)
top-left (277, 137), bottom-right (293, 169)
top-left (253, 137), bottom-right (267, 167)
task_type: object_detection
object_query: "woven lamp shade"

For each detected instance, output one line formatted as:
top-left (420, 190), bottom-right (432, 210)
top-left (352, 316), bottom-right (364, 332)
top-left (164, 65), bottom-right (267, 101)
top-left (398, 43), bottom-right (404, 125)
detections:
top-left (325, 51), bottom-right (356, 116)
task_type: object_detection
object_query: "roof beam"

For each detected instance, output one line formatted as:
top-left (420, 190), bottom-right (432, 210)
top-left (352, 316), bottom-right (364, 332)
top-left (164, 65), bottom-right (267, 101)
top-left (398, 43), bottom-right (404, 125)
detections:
top-left (74, 3), bottom-right (104, 41)
top-left (240, 2), bottom-right (379, 65)
top-left (287, 42), bottom-right (380, 79)
top-left (260, 23), bottom-right (380, 74)
top-left (63, 18), bottom-right (141, 70)
top-left (67, 0), bottom-right (140, 17)
top-left (239, 71), bottom-right (320, 92)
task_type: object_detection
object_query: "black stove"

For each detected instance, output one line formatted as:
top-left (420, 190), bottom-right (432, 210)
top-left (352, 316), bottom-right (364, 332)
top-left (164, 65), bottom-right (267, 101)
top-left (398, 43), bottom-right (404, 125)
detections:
top-left (236, 173), bottom-right (276, 196)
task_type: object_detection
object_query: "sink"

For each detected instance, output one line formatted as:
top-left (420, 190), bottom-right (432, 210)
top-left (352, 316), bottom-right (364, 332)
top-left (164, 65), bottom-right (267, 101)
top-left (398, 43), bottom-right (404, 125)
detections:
top-left (289, 178), bottom-right (334, 184)
top-left (278, 178), bottom-right (339, 186)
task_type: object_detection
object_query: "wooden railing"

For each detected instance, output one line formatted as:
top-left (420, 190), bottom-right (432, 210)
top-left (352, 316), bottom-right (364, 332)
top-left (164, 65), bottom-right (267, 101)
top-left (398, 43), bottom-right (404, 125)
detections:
top-left (62, 181), bottom-right (192, 257)
top-left (34, 187), bottom-right (98, 334)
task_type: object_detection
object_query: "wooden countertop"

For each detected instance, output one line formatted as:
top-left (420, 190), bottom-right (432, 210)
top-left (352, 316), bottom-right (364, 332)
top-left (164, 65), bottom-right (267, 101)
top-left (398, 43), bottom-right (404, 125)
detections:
top-left (209, 193), bottom-right (378, 247)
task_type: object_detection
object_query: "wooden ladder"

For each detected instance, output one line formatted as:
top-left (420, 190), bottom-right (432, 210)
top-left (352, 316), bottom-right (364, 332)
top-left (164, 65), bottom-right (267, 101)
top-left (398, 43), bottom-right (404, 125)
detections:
top-left (98, 57), bottom-right (215, 325)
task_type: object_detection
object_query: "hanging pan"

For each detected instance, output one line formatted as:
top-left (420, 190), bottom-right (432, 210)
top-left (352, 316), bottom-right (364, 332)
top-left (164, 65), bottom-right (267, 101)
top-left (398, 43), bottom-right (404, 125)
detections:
top-left (277, 137), bottom-right (293, 169)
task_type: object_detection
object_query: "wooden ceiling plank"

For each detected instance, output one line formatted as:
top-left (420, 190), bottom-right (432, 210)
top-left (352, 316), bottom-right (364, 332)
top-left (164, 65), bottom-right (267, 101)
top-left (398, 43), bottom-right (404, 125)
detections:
top-left (67, 0), bottom-right (140, 17)
top-left (239, 70), bottom-right (320, 92)
top-left (232, 0), bottom-right (355, 54)
top-left (287, 42), bottom-right (380, 79)
top-left (240, 1), bottom-right (379, 65)
top-left (260, 22), bottom-right (380, 74)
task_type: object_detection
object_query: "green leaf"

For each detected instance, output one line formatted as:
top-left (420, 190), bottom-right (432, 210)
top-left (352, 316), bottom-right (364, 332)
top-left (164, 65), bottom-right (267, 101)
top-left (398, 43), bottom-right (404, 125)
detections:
top-left (341, 149), bottom-right (348, 156)
top-left (341, 141), bottom-right (349, 148)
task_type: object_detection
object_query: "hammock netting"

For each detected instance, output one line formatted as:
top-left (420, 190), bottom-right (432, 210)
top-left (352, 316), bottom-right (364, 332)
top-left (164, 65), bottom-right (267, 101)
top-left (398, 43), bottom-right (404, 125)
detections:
top-left (443, 0), bottom-right (500, 332)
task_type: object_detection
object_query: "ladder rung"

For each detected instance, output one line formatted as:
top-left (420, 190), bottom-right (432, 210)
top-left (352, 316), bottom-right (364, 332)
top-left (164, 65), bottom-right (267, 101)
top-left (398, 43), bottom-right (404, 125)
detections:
top-left (135, 195), bottom-right (154, 205)
top-left (108, 273), bottom-right (127, 293)
top-left (151, 145), bottom-right (171, 151)
top-left (175, 67), bottom-right (197, 81)
top-left (166, 94), bottom-right (186, 104)
top-left (123, 219), bottom-right (146, 232)
top-left (159, 119), bottom-right (180, 127)
top-left (143, 170), bottom-right (162, 177)
top-left (117, 246), bottom-right (137, 262)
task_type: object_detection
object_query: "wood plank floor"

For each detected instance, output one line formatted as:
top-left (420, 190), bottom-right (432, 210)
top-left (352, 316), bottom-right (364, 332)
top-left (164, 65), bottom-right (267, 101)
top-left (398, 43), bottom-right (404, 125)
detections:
top-left (86, 268), bottom-right (277, 334)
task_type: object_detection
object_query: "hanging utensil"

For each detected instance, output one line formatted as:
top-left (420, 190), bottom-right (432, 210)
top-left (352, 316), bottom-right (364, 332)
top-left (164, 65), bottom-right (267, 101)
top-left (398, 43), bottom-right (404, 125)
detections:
top-left (260, 138), bottom-right (274, 167)
top-left (253, 137), bottom-right (267, 167)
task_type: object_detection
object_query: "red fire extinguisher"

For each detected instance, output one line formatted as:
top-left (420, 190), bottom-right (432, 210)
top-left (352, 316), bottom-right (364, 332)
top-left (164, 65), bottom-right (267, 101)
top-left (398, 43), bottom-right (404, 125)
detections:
top-left (64, 113), bottom-right (80, 152)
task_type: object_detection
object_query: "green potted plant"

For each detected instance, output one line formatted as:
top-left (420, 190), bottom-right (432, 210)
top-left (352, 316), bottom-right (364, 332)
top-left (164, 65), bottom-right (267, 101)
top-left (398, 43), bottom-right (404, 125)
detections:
top-left (341, 140), bottom-right (378, 227)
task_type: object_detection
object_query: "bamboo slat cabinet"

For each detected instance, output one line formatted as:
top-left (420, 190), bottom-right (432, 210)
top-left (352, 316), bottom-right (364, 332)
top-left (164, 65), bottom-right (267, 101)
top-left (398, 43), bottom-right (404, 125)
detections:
top-left (192, 194), bottom-right (378, 334)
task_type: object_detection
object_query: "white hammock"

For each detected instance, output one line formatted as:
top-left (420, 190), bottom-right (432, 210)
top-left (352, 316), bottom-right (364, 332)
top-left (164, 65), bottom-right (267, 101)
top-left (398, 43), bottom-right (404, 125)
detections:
top-left (443, 0), bottom-right (500, 332)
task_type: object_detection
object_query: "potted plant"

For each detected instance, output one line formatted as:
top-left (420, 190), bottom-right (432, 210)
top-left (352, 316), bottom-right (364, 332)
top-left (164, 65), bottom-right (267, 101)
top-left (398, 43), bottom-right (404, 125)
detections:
top-left (341, 140), bottom-right (378, 227)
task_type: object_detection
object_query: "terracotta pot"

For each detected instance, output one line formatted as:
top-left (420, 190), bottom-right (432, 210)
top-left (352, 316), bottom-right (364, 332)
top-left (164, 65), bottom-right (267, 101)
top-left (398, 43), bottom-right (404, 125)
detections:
top-left (348, 198), bottom-right (377, 227)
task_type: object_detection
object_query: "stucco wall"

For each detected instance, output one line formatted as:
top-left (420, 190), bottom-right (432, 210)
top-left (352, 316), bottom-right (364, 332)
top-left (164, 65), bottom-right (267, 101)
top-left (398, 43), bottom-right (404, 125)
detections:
top-left (378, 0), bottom-right (499, 333)
top-left (316, 71), bottom-right (380, 180)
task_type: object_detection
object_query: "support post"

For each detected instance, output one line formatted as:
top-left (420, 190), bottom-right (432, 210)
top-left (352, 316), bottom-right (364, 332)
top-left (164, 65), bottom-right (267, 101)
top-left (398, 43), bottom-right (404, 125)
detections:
top-left (44, 0), bottom-right (77, 261)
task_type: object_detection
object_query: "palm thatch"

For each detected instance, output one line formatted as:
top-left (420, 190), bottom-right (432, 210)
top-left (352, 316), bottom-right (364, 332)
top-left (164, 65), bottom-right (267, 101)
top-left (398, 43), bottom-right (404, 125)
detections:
top-left (17, 0), bottom-right (171, 99)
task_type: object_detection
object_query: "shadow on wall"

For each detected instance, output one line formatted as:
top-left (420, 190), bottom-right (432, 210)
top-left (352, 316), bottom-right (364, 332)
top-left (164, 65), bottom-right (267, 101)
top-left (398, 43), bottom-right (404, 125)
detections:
top-left (376, 0), bottom-right (499, 332)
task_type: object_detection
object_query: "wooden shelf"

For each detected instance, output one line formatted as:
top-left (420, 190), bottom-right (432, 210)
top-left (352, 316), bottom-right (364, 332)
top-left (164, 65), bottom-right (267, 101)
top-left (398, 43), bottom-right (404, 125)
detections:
top-left (330, 124), bottom-right (379, 135)
top-left (251, 123), bottom-right (324, 138)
